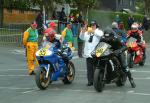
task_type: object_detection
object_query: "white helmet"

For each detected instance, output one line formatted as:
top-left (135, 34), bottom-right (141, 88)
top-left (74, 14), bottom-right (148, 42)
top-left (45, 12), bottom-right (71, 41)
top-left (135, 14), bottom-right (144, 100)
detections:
top-left (131, 22), bottom-right (139, 30)
top-left (112, 22), bottom-right (118, 28)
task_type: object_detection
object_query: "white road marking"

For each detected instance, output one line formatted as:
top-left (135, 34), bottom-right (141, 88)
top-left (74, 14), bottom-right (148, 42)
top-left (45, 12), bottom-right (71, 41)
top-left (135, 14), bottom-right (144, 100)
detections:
top-left (10, 49), bottom-right (25, 55)
top-left (0, 74), bottom-right (29, 77)
top-left (22, 89), bottom-right (38, 94)
top-left (129, 92), bottom-right (150, 96)
top-left (0, 69), bottom-right (26, 71)
top-left (0, 86), bottom-right (32, 90)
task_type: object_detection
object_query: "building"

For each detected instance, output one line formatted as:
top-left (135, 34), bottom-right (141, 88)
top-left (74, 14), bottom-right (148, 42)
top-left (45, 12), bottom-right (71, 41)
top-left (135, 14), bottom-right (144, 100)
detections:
top-left (101, 0), bottom-right (136, 11)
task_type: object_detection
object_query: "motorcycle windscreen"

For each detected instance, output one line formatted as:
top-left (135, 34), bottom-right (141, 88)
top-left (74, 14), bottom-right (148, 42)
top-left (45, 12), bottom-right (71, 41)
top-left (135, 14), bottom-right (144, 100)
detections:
top-left (95, 42), bottom-right (110, 57)
top-left (127, 37), bottom-right (137, 48)
top-left (36, 42), bottom-right (53, 56)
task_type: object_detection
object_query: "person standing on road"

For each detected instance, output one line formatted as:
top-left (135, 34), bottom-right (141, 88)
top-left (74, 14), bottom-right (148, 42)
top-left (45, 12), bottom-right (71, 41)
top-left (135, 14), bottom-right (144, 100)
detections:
top-left (23, 21), bottom-right (39, 75)
top-left (79, 20), bottom-right (104, 86)
top-left (127, 15), bottom-right (134, 30)
top-left (142, 15), bottom-right (149, 31)
top-left (61, 22), bottom-right (75, 50)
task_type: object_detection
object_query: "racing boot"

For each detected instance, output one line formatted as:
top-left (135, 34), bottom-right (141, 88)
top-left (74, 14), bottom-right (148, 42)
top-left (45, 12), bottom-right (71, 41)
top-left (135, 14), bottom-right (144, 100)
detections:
top-left (126, 70), bottom-right (136, 88)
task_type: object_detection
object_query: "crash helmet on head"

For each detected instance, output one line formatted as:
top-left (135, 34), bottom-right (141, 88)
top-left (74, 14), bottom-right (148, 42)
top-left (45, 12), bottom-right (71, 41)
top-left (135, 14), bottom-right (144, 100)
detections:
top-left (104, 28), bottom-right (116, 41)
top-left (49, 22), bottom-right (57, 28)
top-left (112, 22), bottom-right (118, 28)
top-left (131, 22), bottom-right (139, 30)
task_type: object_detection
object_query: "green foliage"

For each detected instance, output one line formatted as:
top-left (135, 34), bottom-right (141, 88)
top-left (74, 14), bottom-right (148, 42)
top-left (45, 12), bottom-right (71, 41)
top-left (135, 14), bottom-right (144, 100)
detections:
top-left (88, 10), bottom-right (144, 30)
top-left (3, 0), bottom-right (30, 10)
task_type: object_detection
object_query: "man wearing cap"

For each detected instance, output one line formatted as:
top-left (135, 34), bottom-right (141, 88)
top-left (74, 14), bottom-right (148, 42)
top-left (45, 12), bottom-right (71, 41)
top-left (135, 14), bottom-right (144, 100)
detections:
top-left (61, 22), bottom-right (74, 50)
top-left (23, 21), bottom-right (39, 75)
top-left (79, 20), bottom-right (104, 86)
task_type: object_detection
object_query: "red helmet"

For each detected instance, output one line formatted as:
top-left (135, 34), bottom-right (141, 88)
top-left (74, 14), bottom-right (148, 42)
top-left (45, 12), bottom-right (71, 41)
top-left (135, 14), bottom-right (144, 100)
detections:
top-left (48, 30), bottom-right (55, 42)
top-left (49, 22), bottom-right (57, 27)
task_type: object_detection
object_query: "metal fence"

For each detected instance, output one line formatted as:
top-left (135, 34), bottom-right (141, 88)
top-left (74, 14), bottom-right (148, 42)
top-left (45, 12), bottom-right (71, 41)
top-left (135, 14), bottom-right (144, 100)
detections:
top-left (0, 27), bottom-right (23, 46)
top-left (0, 23), bottom-right (82, 48)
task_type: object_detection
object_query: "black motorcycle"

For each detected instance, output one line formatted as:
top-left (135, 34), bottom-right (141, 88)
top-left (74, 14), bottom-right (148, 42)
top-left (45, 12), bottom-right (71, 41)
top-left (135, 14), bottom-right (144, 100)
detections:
top-left (91, 42), bottom-right (127, 92)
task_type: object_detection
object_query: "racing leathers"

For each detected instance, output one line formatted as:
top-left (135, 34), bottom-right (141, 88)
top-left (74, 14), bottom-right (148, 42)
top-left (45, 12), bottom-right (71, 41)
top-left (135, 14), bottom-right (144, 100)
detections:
top-left (101, 30), bottom-right (136, 88)
top-left (127, 29), bottom-right (146, 56)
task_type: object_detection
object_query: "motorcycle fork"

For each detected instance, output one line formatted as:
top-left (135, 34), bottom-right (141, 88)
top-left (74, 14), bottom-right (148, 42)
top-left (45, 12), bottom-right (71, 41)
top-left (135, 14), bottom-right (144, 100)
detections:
top-left (46, 64), bottom-right (50, 78)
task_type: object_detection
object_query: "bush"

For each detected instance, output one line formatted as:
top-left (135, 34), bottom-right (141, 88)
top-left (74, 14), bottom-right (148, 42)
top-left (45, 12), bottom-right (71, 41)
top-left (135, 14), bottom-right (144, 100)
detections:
top-left (88, 10), bottom-right (144, 30)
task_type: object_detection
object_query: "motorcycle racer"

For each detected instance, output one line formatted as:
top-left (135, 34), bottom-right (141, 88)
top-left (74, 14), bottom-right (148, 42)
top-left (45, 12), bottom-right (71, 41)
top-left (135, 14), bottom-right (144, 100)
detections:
top-left (101, 28), bottom-right (136, 88)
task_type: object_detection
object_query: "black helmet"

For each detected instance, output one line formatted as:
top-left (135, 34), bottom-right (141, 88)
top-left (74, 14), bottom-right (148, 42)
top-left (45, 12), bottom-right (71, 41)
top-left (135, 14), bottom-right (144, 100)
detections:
top-left (104, 28), bottom-right (116, 40)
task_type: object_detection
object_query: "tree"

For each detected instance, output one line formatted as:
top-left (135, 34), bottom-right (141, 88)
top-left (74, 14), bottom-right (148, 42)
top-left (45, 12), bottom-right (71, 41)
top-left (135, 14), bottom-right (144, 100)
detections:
top-left (0, 0), bottom-right (4, 27)
top-left (136, 0), bottom-right (150, 15)
top-left (143, 0), bottom-right (150, 15)
top-left (74, 0), bottom-right (98, 15)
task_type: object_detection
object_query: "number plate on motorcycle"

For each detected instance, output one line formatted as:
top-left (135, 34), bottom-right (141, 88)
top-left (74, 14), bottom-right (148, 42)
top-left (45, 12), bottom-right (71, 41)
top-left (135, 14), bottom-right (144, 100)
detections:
top-left (39, 48), bottom-right (47, 56)
top-left (96, 43), bottom-right (108, 57)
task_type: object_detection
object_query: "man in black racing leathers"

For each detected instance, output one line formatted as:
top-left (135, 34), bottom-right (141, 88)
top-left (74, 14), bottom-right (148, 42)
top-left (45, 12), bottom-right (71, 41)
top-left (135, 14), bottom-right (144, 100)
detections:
top-left (101, 28), bottom-right (136, 88)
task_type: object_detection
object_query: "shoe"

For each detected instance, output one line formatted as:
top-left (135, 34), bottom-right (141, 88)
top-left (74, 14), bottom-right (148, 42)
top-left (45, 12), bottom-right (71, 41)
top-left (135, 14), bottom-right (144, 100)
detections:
top-left (29, 71), bottom-right (35, 75)
top-left (86, 82), bottom-right (93, 86)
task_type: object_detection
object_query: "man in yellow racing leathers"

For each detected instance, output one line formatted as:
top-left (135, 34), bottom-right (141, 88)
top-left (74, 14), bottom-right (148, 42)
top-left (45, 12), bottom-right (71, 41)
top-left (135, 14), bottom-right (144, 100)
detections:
top-left (23, 21), bottom-right (39, 75)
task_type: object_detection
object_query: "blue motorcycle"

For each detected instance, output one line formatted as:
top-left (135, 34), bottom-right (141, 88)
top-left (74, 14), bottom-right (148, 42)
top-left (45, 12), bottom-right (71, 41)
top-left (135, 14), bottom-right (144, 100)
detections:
top-left (35, 42), bottom-right (75, 90)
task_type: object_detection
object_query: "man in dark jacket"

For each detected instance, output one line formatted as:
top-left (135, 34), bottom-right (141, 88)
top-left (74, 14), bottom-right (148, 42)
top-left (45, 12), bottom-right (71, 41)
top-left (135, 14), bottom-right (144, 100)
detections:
top-left (127, 15), bottom-right (134, 30)
top-left (142, 15), bottom-right (149, 31)
top-left (36, 11), bottom-right (43, 35)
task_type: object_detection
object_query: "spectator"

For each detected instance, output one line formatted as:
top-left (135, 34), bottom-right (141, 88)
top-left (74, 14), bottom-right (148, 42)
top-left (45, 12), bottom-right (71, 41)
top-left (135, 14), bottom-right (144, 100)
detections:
top-left (51, 7), bottom-right (57, 20)
top-left (35, 11), bottom-right (43, 35)
top-left (118, 21), bottom-right (125, 31)
top-left (127, 15), bottom-right (134, 30)
top-left (78, 21), bottom-right (88, 58)
top-left (59, 7), bottom-right (67, 22)
top-left (77, 11), bottom-right (84, 24)
top-left (79, 20), bottom-right (104, 86)
top-left (142, 15), bottom-right (149, 31)
top-left (58, 7), bottom-right (67, 33)
top-left (68, 13), bottom-right (75, 23)
top-left (23, 21), bottom-right (39, 75)
top-left (138, 23), bottom-right (144, 32)
top-left (61, 22), bottom-right (75, 50)
top-left (114, 15), bottom-right (122, 24)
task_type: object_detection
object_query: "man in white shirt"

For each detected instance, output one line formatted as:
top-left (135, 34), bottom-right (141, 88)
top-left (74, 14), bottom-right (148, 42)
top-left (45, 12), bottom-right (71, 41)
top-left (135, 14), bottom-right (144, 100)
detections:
top-left (79, 20), bottom-right (104, 86)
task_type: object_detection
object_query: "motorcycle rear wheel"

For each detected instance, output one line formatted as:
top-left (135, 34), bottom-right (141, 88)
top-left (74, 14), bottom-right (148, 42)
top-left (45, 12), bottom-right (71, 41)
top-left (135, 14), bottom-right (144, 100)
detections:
top-left (35, 67), bottom-right (50, 90)
top-left (94, 68), bottom-right (105, 92)
top-left (139, 54), bottom-right (146, 66)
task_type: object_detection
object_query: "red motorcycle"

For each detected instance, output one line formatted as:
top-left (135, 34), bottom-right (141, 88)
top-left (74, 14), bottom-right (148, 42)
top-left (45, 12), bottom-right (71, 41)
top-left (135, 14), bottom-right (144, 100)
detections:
top-left (126, 37), bottom-right (146, 68)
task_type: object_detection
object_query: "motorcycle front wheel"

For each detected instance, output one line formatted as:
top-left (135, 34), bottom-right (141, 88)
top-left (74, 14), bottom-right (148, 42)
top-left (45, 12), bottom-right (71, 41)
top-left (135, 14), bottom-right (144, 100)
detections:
top-left (128, 53), bottom-right (134, 68)
top-left (94, 68), bottom-right (105, 92)
top-left (62, 61), bottom-right (75, 84)
top-left (35, 67), bottom-right (50, 90)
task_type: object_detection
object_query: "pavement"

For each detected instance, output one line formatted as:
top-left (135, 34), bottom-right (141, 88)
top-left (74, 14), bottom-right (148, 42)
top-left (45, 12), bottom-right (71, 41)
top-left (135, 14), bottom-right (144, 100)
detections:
top-left (0, 46), bottom-right (150, 103)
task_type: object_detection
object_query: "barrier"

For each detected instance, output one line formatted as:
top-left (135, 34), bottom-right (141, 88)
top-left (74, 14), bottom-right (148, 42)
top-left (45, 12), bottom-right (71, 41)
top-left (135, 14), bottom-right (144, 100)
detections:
top-left (0, 22), bottom-right (83, 49)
